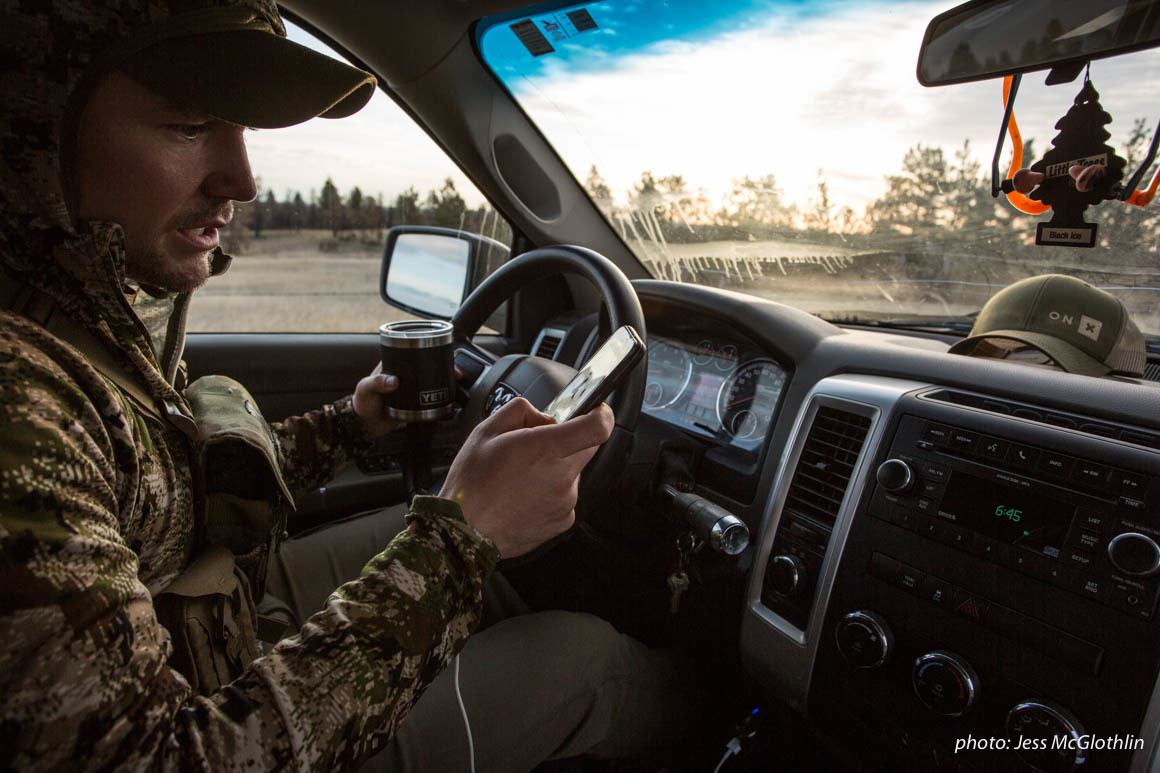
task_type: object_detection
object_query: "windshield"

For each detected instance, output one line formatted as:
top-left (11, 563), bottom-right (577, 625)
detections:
top-left (478, 0), bottom-right (1160, 340)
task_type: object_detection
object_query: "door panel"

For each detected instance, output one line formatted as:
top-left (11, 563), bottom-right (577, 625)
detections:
top-left (183, 332), bottom-right (510, 531)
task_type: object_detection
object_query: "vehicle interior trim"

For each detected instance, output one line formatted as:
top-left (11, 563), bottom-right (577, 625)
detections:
top-left (742, 374), bottom-right (928, 712)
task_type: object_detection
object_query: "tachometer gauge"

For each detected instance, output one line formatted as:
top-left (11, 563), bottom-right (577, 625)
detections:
top-left (644, 340), bottom-right (694, 409)
top-left (716, 359), bottom-right (786, 441)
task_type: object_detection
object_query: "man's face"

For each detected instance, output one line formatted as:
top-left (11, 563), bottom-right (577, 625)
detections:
top-left (74, 71), bottom-right (257, 293)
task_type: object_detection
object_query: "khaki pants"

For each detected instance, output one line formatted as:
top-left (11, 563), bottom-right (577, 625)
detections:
top-left (265, 507), bottom-right (694, 773)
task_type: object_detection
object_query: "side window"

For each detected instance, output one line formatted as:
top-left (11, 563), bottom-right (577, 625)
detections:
top-left (189, 22), bottom-right (511, 334)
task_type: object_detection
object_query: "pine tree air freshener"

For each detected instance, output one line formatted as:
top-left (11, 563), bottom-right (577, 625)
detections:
top-left (1026, 77), bottom-right (1127, 248)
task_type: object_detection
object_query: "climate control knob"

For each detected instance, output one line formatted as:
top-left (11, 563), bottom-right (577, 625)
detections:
top-left (1007, 700), bottom-right (1087, 772)
top-left (767, 554), bottom-right (806, 598)
top-left (1107, 532), bottom-right (1160, 576)
top-left (835, 610), bottom-right (893, 669)
top-left (912, 651), bottom-right (979, 716)
top-left (876, 458), bottom-right (914, 493)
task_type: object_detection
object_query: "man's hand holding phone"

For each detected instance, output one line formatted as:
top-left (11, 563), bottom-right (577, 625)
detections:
top-left (439, 397), bottom-right (614, 558)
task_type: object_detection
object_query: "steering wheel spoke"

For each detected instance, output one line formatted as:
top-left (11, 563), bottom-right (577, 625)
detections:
top-left (451, 245), bottom-right (646, 511)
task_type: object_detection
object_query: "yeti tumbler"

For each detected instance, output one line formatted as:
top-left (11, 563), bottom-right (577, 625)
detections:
top-left (378, 320), bottom-right (456, 421)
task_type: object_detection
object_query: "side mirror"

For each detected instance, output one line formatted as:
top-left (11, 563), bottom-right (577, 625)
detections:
top-left (380, 226), bottom-right (509, 320)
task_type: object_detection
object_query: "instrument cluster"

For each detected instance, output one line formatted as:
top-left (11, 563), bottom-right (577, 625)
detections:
top-left (642, 335), bottom-right (788, 453)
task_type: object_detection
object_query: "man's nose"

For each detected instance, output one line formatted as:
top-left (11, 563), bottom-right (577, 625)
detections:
top-left (204, 126), bottom-right (257, 203)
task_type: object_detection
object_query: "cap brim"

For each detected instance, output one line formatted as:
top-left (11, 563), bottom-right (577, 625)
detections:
top-left (948, 330), bottom-right (1111, 377)
top-left (121, 30), bottom-right (376, 129)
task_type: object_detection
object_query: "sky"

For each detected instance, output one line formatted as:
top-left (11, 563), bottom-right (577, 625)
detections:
top-left (245, 0), bottom-right (1160, 216)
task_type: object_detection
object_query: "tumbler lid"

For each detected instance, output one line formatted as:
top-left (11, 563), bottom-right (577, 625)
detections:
top-left (379, 320), bottom-right (455, 349)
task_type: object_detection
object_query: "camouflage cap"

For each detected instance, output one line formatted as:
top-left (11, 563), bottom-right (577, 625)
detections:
top-left (112, 1), bottom-right (377, 129)
top-left (948, 274), bottom-right (1147, 377)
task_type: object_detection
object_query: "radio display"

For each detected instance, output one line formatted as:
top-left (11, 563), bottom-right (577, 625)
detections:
top-left (938, 472), bottom-right (1073, 555)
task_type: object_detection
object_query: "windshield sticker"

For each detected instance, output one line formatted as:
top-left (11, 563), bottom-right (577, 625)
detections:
top-left (511, 8), bottom-right (599, 57)
top-left (510, 20), bottom-right (555, 57)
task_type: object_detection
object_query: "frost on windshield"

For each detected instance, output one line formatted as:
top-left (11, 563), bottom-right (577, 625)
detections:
top-left (583, 130), bottom-right (1158, 338)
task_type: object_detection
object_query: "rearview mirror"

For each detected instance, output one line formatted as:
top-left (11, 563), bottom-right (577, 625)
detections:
top-left (380, 226), bottom-right (508, 320)
top-left (917, 0), bottom-right (1160, 86)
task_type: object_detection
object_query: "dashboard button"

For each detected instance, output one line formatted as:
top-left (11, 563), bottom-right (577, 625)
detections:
top-left (1041, 561), bottom-right (1081, 591)
top-left (1111, 469), bottom-right (1148, 496)
top-left (967, 533), bottom-right (999, 560)
top-left (954, 594), bottom-right (987, 622)
top-left (922, 423), bottom-right (952, 445)
top-left (895, 564), bottom-right (926, 593)
top-left (914, 497), bottom-right (937, 515)
top-left (947, 430), bottom-right (978, 453)
top-left (1078, 511), bottom-right (1109, 532)
top-left (921, 463), bottom-right (949, 484)
top-left (892, 509), bottom-right (917, 531)
top-left (1073, 530), bottom-right (1104, 552)
top-left (1071, 462), bottom-right (1109, 487)
top-left (1013, 407), bottom-right (1042, 421)
top-left (1078, 575), bottom-right (1108, 603)
top-left (1012, 550), bottom-right (1041, 575)
top-left (1064, 550), bottom-right (1096, 571)
top-left (918, 479), bottom-right (944, 498)
top-left (1119, 496), bottom-right (1147, 512)
top-left (943, 524), bottom-right (971, 550)
top-left (868, 552), bottom-right (901, 583)
top-left (869, 488), bottom-right (903, 520)
top-left (1006, 443), bottom-right (1040, 468)
top-left (918, 575), bottom-right (956, 608)
top-left (1038, 452), bottom-right (1074, 478)
top-left (978, 436), bottom-right (1009, 461)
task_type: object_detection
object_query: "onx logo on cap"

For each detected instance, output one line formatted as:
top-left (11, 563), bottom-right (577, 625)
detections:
top-left (1047, 309), bottom-right (1104, 342)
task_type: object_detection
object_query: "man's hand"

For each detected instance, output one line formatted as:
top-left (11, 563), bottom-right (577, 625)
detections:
top-left (352, 363), bottom-right (401, 438)
top-left (438, 397), bottom-right (614, 558)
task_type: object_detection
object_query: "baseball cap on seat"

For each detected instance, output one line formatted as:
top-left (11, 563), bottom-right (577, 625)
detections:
top-left (947, 274), bottom-right (1146, 377)
top-left (114, 3), bottom-right (376, 129)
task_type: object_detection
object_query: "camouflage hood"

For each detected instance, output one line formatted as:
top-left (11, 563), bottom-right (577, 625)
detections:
top-left (0, 0), bottom-right (284, 388)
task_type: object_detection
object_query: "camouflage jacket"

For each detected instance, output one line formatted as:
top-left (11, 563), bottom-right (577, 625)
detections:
top-left (0, 0), bottom-right (499, 770)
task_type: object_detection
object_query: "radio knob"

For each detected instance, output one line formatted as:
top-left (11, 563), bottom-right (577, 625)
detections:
top-left (876, 458), bottom-right (914, 493)
top-left (767, 554), bottom-right (806, 598)
top-left (1107, 532), bottom-right (1160, 577)
top-left (912, 651), bottom-right (979, 717)
top-left (835, 610), bottom-right (893, 669)
top-left (1007, 700), bottom-right (1088, 772)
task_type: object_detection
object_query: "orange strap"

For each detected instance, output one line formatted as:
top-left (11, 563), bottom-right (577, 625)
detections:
top-left (1001, 76), bottom-right (1051, 215)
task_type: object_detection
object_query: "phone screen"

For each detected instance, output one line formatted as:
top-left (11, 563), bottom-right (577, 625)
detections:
top-left (544, 326), bottom-right (643, 423)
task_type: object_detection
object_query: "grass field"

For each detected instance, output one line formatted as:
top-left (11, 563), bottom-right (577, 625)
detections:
top-left (191, 229), bottom-right (1159, 337)
top-left (188, 229), bottom-right (416, 333)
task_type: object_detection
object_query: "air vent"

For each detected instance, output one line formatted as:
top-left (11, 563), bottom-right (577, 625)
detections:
top-left (783, 407), bottom-right (872, 529)
top-left (532, 327), bottom-right (566, 360)
top-left (536, 335), bottom-right (561, 359)
top-left (1145, 359), bottom-right (1160, 383)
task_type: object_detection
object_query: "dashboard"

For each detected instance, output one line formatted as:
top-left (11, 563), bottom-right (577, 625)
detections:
top-left (643, 335), bottom-right (789, 455)
top-left (542, 279), bottom-right (1160, 773)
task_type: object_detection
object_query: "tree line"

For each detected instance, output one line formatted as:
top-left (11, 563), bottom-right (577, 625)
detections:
top-left (234, 176), bottom-right (510, 245)
top-left (583, 119), bottom-right (1160, 273)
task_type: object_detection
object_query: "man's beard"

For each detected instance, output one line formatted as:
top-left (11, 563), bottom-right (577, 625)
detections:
top-left (124, 246), bottom-right (212, 294)
top-left (123, 199), bottom-right (232, 294)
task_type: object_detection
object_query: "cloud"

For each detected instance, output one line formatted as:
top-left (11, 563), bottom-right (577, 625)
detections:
top-left (506, 0), bottom-right (1160, 213)
top-left (244, 6), bottom-right (1160, 217)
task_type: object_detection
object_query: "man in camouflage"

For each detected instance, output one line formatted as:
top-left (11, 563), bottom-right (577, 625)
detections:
top-left (0, 0), bottom-right (691, 770)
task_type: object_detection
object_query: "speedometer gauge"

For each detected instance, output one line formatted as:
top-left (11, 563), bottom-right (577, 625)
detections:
top-left (644, 340), bottom-right (693, 409)
top-left (716, 359), bottom-right (786, 441)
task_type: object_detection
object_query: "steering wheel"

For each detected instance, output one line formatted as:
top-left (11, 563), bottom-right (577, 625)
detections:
top-left (450, 245), bottom-right (646, 500)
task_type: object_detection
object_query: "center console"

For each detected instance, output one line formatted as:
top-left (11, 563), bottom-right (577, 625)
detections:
top-left (742, 376), bottom-right (1160, 772)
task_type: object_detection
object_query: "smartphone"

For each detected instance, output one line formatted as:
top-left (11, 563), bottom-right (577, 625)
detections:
top-left (543, 325), bottom-right (645, 423)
